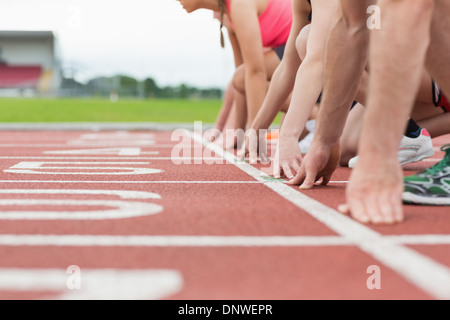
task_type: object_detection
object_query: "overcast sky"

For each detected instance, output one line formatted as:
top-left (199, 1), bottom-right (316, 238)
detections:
top-left (0, 0), bottom-right (235, 88)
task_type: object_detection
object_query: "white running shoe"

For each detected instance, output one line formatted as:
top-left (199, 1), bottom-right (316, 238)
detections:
top-left (348, 129), bottom-right (434, 168)
top-left (299, 120), bottom-right (316, 154)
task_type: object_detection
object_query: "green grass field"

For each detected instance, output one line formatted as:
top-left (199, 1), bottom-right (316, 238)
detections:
top-left (0, 97), bottom-right (282, 125)
top-left (0, 98), bottom-right (223, 123)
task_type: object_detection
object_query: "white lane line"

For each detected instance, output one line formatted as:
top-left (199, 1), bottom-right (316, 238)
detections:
top-left (5, 161), bottom-right (163, 175)
top-left (0, 180), bottom-right (260, 184)
top-left (75, 132), bottom-right (156, 139)
top-left (0, 144), bottom-right (177, 148)
top-left (0, 200), bottom-right (163, 220)
top-left (0, 189), bottom-right (160, 199)
top-left (386, 235), bottom-right (450, 245)
top-left (45, 147), bottom-right (159, 156)
top-left (0, 235), bottom-right (351, 247)
top-left (0, 189), bottom-right (163, 220)
top-left (0, 122), bottom-right (207, 131)
top-left (0, 234), bottom-right (449, 247)
top-left (0, 268), bottom-right (183, 300)
top-left (190, 132), bottom-right (450, 300)
top-left (0, 157), bottom-right (222, 161)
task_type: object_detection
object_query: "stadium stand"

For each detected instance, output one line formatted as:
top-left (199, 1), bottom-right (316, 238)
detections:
top-left (0, 31), bottom-right (61, 97)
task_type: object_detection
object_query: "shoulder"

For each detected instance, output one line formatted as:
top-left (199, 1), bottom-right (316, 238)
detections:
top-left (229, 0), bottom-right (258, 12)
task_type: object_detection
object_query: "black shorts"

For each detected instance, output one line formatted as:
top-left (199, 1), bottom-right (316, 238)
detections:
top-left (432, 80), bottom-right (450, 113)
top-left (273, 44), bottom-right (286, 60)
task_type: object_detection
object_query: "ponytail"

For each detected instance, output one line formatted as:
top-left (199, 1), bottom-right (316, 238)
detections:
top-left (218, 0), bottom-right (226, 48)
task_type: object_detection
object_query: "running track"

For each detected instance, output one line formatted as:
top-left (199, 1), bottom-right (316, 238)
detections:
top-left (0, 125), bottom-right (449, 300)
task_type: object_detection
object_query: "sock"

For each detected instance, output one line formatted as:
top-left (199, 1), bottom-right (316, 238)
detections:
top-left (405, 118), bottom-right (422, 138)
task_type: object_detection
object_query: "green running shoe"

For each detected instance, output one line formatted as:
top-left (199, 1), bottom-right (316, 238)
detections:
top-left (403, 144), bottom-right (450, 205)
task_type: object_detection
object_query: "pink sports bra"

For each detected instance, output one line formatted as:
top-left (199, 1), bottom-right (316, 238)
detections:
top-left (226, 0), bottom-right (292, 48)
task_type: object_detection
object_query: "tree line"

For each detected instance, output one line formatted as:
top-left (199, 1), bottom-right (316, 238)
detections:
top-left (60, 75), bottom-right (223, 99)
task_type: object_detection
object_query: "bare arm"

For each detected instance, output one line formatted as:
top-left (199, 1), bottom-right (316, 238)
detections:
top-left (227, 26), bottom-right (243, 68)
top-left (213, 81), bottom-right (235, 132)
top-left (279, 0), bottom-right (338, 143)
top-left (273, 0), bottom-right (338, 179)
top-left (291, 0), bottom-right (373, 188)
top-left (210, 20), bottom-right (242, 136)
top-left (250, 0), bottom-right (311, 132)
top-left (230, 0), bottom-right (268, 126)
top-left (314, 0), bottom-right (371, 147)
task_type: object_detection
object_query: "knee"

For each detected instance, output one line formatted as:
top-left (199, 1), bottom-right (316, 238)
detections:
top-left (339, 133), bottom-right (358, 167)
top-left (232, 64), bottom-right (246, 94)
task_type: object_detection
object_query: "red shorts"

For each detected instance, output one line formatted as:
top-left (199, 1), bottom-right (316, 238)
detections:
top-left (432, 80), bottom-right (450, 112)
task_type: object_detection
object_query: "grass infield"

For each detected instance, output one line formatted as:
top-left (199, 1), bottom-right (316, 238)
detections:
top-left (0, 98), bottom-right (223, 123)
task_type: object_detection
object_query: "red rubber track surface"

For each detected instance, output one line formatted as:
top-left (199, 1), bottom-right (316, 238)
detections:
top-left (0, 130), bottom-right (448, 300)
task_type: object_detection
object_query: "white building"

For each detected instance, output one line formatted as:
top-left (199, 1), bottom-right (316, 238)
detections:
top-left (0, 30), bottom-right (62, 97)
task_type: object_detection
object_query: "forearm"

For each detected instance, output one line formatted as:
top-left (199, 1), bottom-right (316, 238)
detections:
top-left (245, 71), bottom-right (268, 126)
top-left (250, 60), bottom-right (298, 131)
top-left (215, 105), bottom-right (232, 131)
top-left (279, 58), bottom-right (323, 140)
top-left (233, 91), bottom-right (248, 131)
top-left (316, 11), bottom-right (369, 146)
top-left (214, 82), bottom-right (234, 131)
top-left (360, 0), bottom-right (433, 157)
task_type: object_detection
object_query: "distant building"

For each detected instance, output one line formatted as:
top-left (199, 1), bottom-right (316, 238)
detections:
top-left (0, 30), bottom-right (62, 97)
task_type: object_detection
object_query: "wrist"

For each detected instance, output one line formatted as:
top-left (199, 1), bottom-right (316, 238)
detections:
top-left (316, 133), bottom-right (340, 147)
top-left (314, 122), bottom-right (342, 146)
top-left (280, 124), bottom-right (303, 140)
